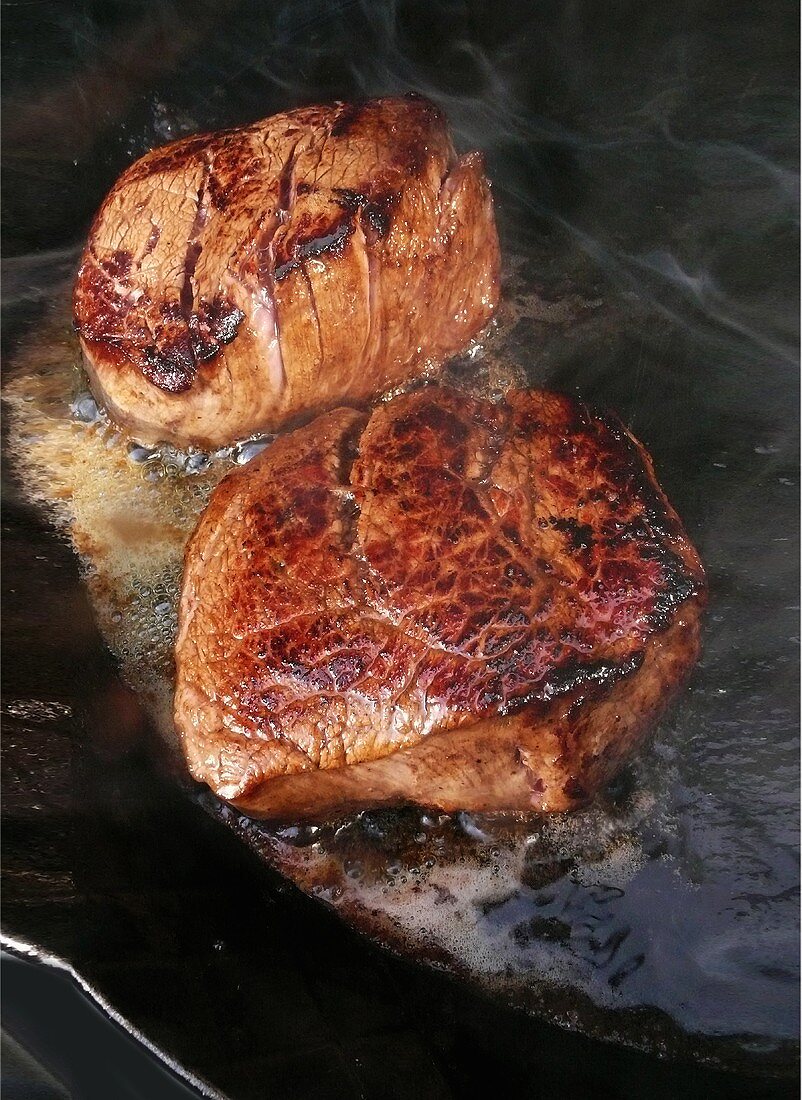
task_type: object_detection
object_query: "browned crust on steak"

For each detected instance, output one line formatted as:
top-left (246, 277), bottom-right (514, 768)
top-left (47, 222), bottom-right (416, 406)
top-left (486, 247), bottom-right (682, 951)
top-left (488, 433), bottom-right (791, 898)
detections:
top-left (227, 613), bottom-right (701, 818)
top-left (73, 95), bottom-right (500, 448)
top-left (174, 387), bottom-right (706, 820)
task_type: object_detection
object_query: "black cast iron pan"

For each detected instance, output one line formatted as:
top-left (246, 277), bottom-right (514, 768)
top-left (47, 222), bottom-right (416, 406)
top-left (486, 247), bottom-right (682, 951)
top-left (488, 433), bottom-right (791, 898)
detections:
top-left (2, 2), bottom-right (799, 1096)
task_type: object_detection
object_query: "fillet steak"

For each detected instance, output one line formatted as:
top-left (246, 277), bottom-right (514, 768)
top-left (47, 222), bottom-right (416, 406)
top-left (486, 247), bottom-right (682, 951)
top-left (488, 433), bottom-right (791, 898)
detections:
top-left (174, 387), bottom-right (706, 820)
top-left (73, 96), bottom-right (500, 448)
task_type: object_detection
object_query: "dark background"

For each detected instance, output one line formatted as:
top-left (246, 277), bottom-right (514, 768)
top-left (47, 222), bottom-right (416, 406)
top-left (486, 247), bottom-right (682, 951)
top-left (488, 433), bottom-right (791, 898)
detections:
top-left (2, 1), bottom-right (799, 1097)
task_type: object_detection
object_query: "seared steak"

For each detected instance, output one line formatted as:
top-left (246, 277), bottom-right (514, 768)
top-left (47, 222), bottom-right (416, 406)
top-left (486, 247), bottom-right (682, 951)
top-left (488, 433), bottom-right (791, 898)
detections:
top-left (174, 387), bottom-right (705, 820)
top-left (73, 96), bottom-right (499, 448)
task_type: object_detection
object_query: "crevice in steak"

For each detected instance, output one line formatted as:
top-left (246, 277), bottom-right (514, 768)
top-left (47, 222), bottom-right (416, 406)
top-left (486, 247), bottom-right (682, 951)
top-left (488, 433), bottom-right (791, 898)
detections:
top-left (435, 143), bottom-right (462, 216)
top-left (180, 155), bottom-right (211, 322)
top-left (277, 135), bottom-right (302, 220)
top-left (472, 397), bottom-right (510, 487)
top-left (229, 133), bottom-right (306, 393)
top-left (299, 261), bottom-right (323, 360)
top-left (255, 218), bottom-right (286, 393)
top-left (335, 412), bottom-right (370, 583)
top-left (302, 122), bottom-right (330, 193)
top-left (363, 245), bottom-right (380, 371)
top-left (343, 217), bottom-right (381, 374)
top-left (334, 413), bottom-right (399, 625)
top-left (515, 744), bottom-right (546, 797)
top-left (140, 220), bottom-right (161, 261)
top-left (230, 133), bottom-right (307, 395)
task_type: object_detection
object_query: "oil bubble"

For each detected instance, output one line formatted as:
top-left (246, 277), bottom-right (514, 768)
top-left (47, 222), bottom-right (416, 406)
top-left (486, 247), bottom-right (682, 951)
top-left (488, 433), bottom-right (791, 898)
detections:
top-left (71, 392), bottom-right (100, 423)
top-left (128, 443), bottom-right (159, 464)
top-left (185, 452), bottom-right (211, 475)
top-left (233, 437), bottom-right (271, 465)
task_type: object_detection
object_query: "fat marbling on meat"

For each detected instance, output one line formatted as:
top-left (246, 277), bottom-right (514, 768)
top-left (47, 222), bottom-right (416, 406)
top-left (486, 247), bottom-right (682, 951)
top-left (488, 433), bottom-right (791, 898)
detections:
top-left (174, 386), bottom-right (706, 821)
top-left (73, 96), bottom-right (500, 447)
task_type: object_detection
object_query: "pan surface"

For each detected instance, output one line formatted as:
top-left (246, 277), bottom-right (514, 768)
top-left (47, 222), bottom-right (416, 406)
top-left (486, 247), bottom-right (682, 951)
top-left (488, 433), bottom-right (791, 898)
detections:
top-left (3, 1), bottom-right (799, 1096)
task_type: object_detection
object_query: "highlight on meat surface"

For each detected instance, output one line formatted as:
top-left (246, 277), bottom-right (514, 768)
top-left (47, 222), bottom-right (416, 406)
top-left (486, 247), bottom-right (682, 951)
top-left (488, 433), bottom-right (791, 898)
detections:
top-left (73, 95), bottom-right (500, 448)
top-left (174, 386), bottom-right (706, 821)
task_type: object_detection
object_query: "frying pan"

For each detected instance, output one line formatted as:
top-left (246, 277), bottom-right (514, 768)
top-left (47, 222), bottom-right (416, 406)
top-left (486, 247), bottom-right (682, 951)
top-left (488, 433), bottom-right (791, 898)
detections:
top-left (2, 1), bottom-right (799, 1096)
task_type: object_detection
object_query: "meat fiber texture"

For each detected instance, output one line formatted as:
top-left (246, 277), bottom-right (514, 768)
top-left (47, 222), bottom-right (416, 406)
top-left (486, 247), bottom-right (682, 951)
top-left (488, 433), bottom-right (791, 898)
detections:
top-left (73, 95), bottom-right (500, 448)
top-left (174, 386), bottom-right (706, 821)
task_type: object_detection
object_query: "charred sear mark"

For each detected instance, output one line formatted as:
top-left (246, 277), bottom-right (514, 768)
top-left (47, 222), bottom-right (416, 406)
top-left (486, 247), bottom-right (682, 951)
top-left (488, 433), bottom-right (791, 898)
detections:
top-left (548, 652), bottom-right (644, 700)
top-left (362, 203), bottom-right (391, 239)
top-left (593, 411), bottom-right (706, 623)
top-left (333, 188), bottom-right (397, 241)
top-left (142, 223), bottom-right (161, 257)
top-left (645, 554), bottom-right (700, 630)
top-left (486, 652), bottom-right (645, 719)
top-left (332, 187), bottom-right (364, 213)
top-left (206, 172), bottom-right (229, 212)
top-left (74, 250), bottom-right (138, 341)
top-left (551, 517), bottom-right (595, 551)
top-left (402, 89), bottom-right (444, 122)
top-left (562, 776), bottom-right (589, 803)
top-left (190, 296), bottom-right (245, 362)
top-left (295, 221), bottom-right (352, 260)
top-left (274, 217), bottom-right (353, 281)
top-left (100, 249), bottom-right (133, 280)
top-left (142, 338), bottom-right (195, 394)
top-left (125, 133), bottom-right (218, 182)
top-left (330, 101), bottom-right (365, 138)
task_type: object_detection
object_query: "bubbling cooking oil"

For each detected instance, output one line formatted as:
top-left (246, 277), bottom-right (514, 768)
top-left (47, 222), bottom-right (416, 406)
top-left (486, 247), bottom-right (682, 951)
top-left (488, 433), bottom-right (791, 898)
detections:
top-left (6, 274), bottom-right (668, 1036)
